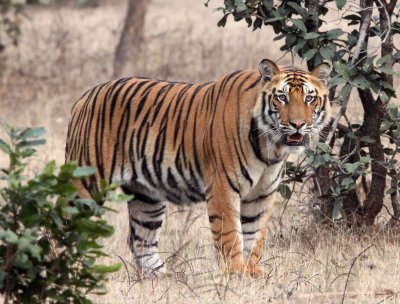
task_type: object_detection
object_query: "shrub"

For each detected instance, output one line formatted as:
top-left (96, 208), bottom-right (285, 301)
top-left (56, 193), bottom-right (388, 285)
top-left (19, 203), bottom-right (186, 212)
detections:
top-left (0, 124), bottom-right (129, 304)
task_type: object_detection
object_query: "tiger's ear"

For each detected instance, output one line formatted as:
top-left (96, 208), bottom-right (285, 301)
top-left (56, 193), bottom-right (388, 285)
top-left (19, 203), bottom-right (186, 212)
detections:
top-left (259, 59), bottom-right (280, 83)
top-left (310, 62), bottom-right (331, 82)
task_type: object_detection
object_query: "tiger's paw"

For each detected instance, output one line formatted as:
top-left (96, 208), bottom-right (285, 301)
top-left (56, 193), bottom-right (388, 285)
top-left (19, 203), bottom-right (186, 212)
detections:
top-left (136, 253), bottom-right (166, 279)
top-left (139, 264), bottom-right (166, 279)
top-left (226, 260), bottom-right (247, 275)
top-left (245, 264), bottom-right (263, 278)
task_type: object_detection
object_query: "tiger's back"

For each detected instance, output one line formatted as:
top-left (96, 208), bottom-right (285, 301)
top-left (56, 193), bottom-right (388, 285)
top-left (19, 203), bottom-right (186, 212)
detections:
top-left (66, 72), bottom-right (261, 203)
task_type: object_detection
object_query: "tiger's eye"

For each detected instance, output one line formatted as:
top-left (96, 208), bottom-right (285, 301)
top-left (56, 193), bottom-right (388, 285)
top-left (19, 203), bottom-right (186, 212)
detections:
top-left (278, 94), bottom-right (287, 102)
top-left (305, 95), bottom-right (314, 103)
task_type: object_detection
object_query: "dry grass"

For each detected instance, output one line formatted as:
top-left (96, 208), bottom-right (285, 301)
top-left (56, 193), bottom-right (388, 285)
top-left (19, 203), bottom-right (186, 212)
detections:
top-left (1, 0), bottom-right (400, 303)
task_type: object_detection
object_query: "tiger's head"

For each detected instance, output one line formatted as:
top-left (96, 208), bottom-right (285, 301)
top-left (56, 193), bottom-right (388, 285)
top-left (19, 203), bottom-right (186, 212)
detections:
top-left (256, 59), bottom-right (332, 153)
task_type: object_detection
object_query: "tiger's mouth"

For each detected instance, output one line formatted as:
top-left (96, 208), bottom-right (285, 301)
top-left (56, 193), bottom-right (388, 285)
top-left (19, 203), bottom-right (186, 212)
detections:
top-left (284, 133), bottom-right (305, 146)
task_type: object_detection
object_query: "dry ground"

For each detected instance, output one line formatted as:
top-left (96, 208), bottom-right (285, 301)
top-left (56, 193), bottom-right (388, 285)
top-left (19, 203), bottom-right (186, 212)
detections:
top-left (1, 0), bottom-right (400, 303)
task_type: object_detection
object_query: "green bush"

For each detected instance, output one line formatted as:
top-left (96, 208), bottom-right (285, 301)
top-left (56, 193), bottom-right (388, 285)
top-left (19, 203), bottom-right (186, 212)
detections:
top-left (0, 124), bottom-right (129, 304)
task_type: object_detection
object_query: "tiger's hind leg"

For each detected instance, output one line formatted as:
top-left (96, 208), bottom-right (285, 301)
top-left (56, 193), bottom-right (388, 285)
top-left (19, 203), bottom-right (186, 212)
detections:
top-left (126, 193), bottom-right (166, 278)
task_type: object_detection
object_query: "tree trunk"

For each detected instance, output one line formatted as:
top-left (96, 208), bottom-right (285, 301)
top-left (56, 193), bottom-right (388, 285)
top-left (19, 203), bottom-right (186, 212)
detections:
top-left (358, 89), bottom-right (387, 225)
top-left (339, 134), bottom-right (362, 226)
top-left (304, 0), bottom-right (336, 223)
top-left (113, 0), bottom-right (148, 78)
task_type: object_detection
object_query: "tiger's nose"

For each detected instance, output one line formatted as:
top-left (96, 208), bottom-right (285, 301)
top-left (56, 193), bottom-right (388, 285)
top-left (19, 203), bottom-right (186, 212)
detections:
top-left (289, 120), bottom-right (306, 129)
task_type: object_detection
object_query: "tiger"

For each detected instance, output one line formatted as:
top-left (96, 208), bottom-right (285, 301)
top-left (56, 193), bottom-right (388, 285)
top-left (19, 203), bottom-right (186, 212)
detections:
top-left (65, 59), bottom-right (332, 278)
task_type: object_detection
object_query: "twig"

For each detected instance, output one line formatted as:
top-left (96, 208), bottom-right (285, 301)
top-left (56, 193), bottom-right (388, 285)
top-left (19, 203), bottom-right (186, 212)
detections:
top-left (341, 244), bottom-right (374, 304)
top-left (113, 252), bottom-right (131, 288)
top-left (388, 176), bottom-right (400, 226)
top-left (374, 0), bottom-right (392, 43)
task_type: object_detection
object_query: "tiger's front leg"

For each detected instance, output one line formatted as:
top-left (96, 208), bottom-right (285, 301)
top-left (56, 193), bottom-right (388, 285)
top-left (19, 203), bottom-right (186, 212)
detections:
top-left (241, 192), bottom-right (277, 277)
top-left (207, 182), bottom-right (247, 274)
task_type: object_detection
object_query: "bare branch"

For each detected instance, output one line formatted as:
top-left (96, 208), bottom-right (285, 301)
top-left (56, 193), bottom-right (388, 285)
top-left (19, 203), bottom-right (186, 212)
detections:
top-left (351, 1), bottom-right (373, 64)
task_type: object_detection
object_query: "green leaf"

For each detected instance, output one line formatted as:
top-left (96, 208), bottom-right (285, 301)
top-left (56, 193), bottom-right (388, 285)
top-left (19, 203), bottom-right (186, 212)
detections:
top-left (340, 83), bottom-right (352, 101)
top-left (386, 187), bottom-right (397, 195)
top-left (360, 156), bottom-right (372, 163)
top-left (379, 90), bottom-right (389, 103)
top-left (346, 131), bottom-right (357, 139)
top-left (18, 127), bottom-right (46, 140)
top-left (326, 28), bottom-right (344, 39)
top-left (0, 230), bottom-right (19, 244)
top-left (217, 14), bottom-right (229, 27)
top-left (335, 0), bottom-right (346, 9)
top-left (316, 142), bottom-right (330, 153)
top-left (18, 139), bottom-right (46, 148)
top-left (342, 176), bottom-right (355, 188)
top-left (43, 160), bottom-right (56, 175)
top-left (292, 18), bottom-right (307, 32)
top-left (360, 136), bottom-right (375, 143)
top-left (329, 76), bottom-right (347, 87)
top-left (279, 184), bottom-right (292, 200)
top-left (303, 48), bottom-right (318, 60)
top-left (293, 39), bottom-right (306, 53)
top-left (304, 32), bottom-right (320, 39)
top-left (92, 263), bottom-right (121, 274)
top-left (73, 166), bottom-right (96, 178)
top-left (319, 46), bottom-right (335, 60)
top-left (106, 192), bottom-right (134, 203)
top-left (285, 33), bottom-right (297, 46)
top-left (380, 66), bottom-right (398, 75)
top-left (286, 2), bottom-right (307, 18)
top-left (352, 75), bottom-right (370, 90)
top-left (0, 139), bottom-right (11, 155)
top-left (235, 0), bottom-right (248, 12)
top-left (377, 54), bottom-right (391, 65)
top-left (335, 62), bottom-right (353, 80)
top-left (265, 16), bottom-right (285, 22)
top-left (343, 14), bottom-right (361, 21)
top-left (263, 0), bottom-right (273, 10)
top-left (345, 163), bottom-right (359, 174)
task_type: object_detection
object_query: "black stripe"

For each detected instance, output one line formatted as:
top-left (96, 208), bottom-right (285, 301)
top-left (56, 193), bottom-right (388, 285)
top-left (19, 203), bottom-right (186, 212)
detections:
top-left (134, 81), bottom-right (159, 120)
top-left (136, 111), bottom-right (150, 157)
top-left (245, 77), bottom-right (261, 91)
top-left (130, 225), bottom-right (158, 246)
top-left (249, 118), bottom-right (268, 165)
top-left (243, 229), bottom-right (260, 235)
top-left (128, 129), bottom-right (138, 181)
top-left (241, 211), bottom-right (265, 224)
top-left (221, 160), bottom-right (240, 194)
top-left (133, 192), bottom-right (160, 205)
top-left (151, 84), bottom-right (174, 125)
top-left (131, 218), bottom-right (163, 230)
top-left (141, 158), bottom-right (156, 187)
top-left (143, 205), bottom-right (166, 215)
top-left (109, 78), bottom-right (131, 130)
top-left (209, 214), bottom-right (222, 223)
top-left (241, 189), bottom-right (277, 204)
top-left (167, 168), bottom-right (178, 188)
top-left (192, 105), bottom-right (203, 178)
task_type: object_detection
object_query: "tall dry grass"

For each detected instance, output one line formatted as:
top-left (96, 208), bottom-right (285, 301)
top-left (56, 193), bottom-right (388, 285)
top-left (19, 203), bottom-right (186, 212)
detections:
top-left (1, 0), bottom-right (400, 303)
